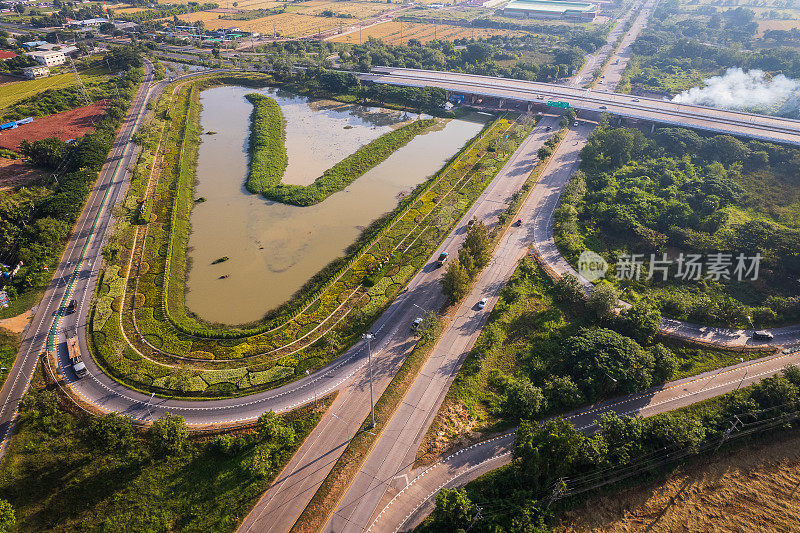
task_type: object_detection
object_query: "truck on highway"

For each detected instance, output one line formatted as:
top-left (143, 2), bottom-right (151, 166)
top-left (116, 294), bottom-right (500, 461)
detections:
top-left (66, 336), bottom-right (87, 378)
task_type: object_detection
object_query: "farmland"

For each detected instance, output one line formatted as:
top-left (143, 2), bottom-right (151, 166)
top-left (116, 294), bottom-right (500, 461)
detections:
top-left (0, 70), bottom-right (109, 112)
top-left (178, 11), bottom-right (345, 36)
top-left (329, 20), bottom-right (523, 44)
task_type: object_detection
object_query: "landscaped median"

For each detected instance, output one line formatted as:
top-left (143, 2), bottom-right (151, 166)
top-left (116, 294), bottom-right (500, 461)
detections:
top-left (89, 70), bottom-right (538, 399)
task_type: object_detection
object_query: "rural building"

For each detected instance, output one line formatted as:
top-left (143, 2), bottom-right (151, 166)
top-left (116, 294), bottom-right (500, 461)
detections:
top-left (27, 50), bottom-right (67, 66)
top-left (503, 0), bottom-right (597, 20)
top-left (113, 21), bottom-right (140, 33)
top-left (66, 17), bottom-right (109, 27)
top-left (22, 40), bottom-right (47, 49)
top-left (34, 43), bottom-right (79, 56)
top-left (22, 65), bottom-right (50, 79)
top-left (0, 50), bottom-right (17, 60)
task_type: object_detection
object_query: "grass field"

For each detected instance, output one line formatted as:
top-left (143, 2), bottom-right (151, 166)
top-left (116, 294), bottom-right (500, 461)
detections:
top-left (329, 20), bottom-right (521, 44)
top-left (0, 69), bottom-right (109, 112)
top-left (558, 427), bottom-right (800, 532)
top-left (0, 328), bottom-right (18, 389)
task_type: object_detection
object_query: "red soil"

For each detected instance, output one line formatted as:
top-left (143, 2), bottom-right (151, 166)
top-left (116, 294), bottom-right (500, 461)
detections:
top-left (0, 100), bottom-right (109, 152)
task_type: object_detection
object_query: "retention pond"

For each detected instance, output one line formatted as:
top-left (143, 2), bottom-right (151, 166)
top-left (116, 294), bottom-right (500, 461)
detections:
top-left (186, 85), bottom-right (487, 324)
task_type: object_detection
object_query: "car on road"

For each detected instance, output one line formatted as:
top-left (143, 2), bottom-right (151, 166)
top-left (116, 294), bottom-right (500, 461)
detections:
top-left (599, 105), bottom-right (607, 109)
top-left (753, 330), bottom-right (774, 341)
top-left (515, 219), bottom-right (522, 226)
top-left (573, 121), bottom-right (579, 127)
top-left (633, 98), bottom-right (640, 102)
top-left (545, 126), bottom-right (551, 131)
top-left (411, 317), bottom-right (424, 332)
top-left (477, 298), bottom-right (487, 310)
top-left (65, 299), bottom-right (76, 315)
top-left (436, 251), bottom-right (449, 267)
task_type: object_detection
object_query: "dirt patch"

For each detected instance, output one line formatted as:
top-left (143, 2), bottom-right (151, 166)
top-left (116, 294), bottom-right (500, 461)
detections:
top-left (558, 429), bottom-right (800, 533)
top-left (0, 309), bottom-right (33, 334)
top-left (0, 157), bottom-right (47, 190)
top-left (414, 400), bottom-right (489, 468)
top-left (0, 100), bottom-right (109, 152)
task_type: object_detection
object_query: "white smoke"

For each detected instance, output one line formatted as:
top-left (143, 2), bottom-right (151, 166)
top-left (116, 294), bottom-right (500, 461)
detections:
top-left (671, 67), bottom-right (800, 117)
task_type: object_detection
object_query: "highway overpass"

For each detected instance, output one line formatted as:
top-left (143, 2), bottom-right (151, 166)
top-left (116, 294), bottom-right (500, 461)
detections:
top-left (360, 67), bottom-right (800, 146)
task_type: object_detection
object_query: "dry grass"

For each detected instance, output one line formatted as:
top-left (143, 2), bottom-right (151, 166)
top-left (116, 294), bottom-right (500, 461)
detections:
top-left (177, 11), bottom-right (344, 36)
top-left (289, 1), bottom-right (393, 18)
top-left (758, 18), bottom-right (800, 35)
top-left (558, 429), bottom-right (800, 533)
top-left (329, 20), bottom-right (520, 44)
top-left (108, 6), bottom-right (147, 14)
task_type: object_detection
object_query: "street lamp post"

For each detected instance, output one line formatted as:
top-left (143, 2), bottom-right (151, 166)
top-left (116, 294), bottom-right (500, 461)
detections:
top-left (363, 332), bottom-right (375, 428)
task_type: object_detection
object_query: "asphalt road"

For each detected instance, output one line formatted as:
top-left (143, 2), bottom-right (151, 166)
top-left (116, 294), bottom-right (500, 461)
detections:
top-left (0, 59), bottom-right (156, 457)
top-left (368, 345), bottom-right (800, 532)
top-left (321, 5), bottom-right (657, 531)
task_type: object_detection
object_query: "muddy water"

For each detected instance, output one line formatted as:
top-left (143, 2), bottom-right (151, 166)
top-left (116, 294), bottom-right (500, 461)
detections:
top-left (186, 85), bottom-right (487, 325)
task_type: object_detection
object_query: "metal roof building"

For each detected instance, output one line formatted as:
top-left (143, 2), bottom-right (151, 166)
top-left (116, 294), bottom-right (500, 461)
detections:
top-left (503, 0), bottom-right (597, 20)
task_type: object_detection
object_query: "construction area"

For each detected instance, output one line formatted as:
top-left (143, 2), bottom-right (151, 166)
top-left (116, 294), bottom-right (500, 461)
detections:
top-left (0, 100), bottom-right (108, 151)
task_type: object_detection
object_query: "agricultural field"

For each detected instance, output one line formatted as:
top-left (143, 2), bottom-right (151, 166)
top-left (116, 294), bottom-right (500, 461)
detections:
top-left (758, 18), bottom-right (800, 34)
top-left (330, 20), bottom-right (523, 44)
top-left (178, 11), bottom-right (345, 36)
top-left (287, 0), bottom-right (394, 18)
top-left (558, 428), bottom-right (800, 532)
top-left (0, 69), bottom-right (109, 112)
top-left (108, 5), bottom-right (148, 14)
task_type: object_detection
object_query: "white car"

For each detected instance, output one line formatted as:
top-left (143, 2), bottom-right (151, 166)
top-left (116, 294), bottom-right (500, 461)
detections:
top-left (477, 298), bottom-right (487, 310)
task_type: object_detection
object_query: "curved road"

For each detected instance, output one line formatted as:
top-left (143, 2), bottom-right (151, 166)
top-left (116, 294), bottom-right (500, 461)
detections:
top-left (2, 2), bottom-right (798, 529)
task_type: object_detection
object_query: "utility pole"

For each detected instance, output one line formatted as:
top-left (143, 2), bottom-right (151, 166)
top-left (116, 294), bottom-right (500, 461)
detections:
top-left (363, 332), bottom-right (375, 428)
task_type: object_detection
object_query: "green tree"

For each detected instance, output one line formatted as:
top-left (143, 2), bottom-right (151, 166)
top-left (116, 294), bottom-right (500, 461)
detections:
top-left (258, 410), bottom-right (295, 446)
top-left (148, 413), bottom-right (188, 455)
top-left (587, 281), bottom-right (619, 319)
top-left (554, 273), bottom-right (584, 305)
top-left (431, 488), bottom-right (474, 530)
top-left (513, 419), bottom-right (583, 486)
top-left (462, 220), bottom-right (491, 271)
top-left (441, 259), bottom-right (470, 304)
top-left (565, 327), bottom-right (655, 401)
top-left (88, 413), bottom-right (135, 452)
top-left (616, 301), bottom-right (661, 344)
top-left (502, 375), bottom-right (547, 421)
top-left (0, 500), bottom-right (14, 533)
